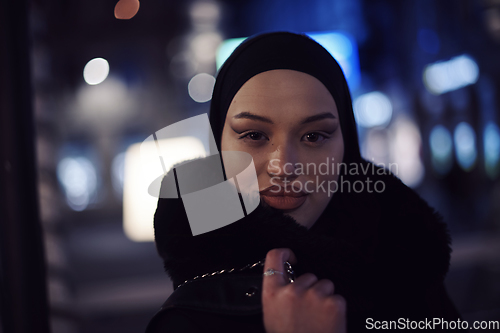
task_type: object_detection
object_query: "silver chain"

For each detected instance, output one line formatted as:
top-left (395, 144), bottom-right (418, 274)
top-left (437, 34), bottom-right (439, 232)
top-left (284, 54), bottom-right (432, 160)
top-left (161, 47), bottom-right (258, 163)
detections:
top-left (176, 258), bottom-right (295, 289)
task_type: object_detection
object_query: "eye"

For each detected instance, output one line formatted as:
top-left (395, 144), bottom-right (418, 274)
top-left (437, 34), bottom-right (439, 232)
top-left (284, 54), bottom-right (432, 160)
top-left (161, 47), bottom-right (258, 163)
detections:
top-left (302, 132), bottom-right (328, 143)
top-left (239, 131), bottom-right (268, 141)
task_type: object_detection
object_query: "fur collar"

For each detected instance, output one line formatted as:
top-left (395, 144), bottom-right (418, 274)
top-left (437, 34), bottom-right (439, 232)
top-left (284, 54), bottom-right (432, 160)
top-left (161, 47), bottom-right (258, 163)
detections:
top-left (153, 159), bottom-right (452, 314)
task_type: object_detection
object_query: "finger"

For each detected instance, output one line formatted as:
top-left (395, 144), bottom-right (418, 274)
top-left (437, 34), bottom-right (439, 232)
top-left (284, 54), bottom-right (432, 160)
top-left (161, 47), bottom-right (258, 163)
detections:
top-left (311, 279), bottom-right (335, 297)
top-left (327, 295), bottom-right (347, 318)
top-left (262, 248), bottom-right (297, 290)
top-left (292, 273), bottom-right (318, 291)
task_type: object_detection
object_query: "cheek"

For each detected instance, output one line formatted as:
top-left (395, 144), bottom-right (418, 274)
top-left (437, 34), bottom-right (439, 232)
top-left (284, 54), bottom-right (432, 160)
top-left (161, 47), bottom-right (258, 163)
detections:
top-left (220, 130), bottom-right (269, 186)
top-left (253, 155), bottom-right (273, 187)
top-left (302, 140), bottom-right (344, 178)
top-left (300, 139), bottom-right (344, 208)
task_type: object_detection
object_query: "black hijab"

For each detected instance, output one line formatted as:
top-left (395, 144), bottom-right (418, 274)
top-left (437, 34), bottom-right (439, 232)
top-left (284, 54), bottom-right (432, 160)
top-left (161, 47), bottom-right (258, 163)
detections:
top-left (209, 31), bottom-right (361, 164)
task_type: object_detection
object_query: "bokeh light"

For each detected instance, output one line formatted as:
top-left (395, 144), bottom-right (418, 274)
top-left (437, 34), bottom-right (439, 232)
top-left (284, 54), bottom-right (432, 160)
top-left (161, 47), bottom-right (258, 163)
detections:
top-left (484, 122), bottom-right (500, 178)
top-left (353, 91), bottom-right (393, 128)
top-left (111, 152), bottom-right (126, 196)
top-left (430, 125), bottom-right (454, 175)
top-left (191, 32), bottom-right (222, 63)
top-left (423, 55), bottom-right (479, 95)
top-left (114, 0), bottom-right (140, 20)
top-left (189, 0), bottom-right (220, 27)
top-left (123, 137), bottom-right (206, 241)
top-left (454, 122), bottom-right (477, 171)
top-left (311, 32), bottom-right (353, 60)
top-left (362, 128), bottom-right (390, 166)
top-left (188, 73), bottom-right (215, 103)
top-left (390, 117), bottom-right (424, 187)
top-left (57, 157), bottom-right (97, 211)
top-left (83, 58), bottom-right (109, 85)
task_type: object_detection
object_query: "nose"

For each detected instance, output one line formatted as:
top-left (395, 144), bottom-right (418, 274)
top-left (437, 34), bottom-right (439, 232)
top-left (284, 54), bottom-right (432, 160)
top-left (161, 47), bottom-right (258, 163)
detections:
top-left (266, 142), bottom-right (299, 181)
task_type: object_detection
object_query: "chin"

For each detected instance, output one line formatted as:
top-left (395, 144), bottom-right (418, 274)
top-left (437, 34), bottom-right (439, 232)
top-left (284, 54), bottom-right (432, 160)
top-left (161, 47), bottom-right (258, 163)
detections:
top-left (283, 208), bottom-right (315, 229)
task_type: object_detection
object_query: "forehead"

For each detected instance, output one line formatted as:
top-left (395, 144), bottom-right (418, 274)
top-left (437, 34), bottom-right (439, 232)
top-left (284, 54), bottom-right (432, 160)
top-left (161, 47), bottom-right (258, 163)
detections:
top-left (227, 69), bottom-right (338, 117)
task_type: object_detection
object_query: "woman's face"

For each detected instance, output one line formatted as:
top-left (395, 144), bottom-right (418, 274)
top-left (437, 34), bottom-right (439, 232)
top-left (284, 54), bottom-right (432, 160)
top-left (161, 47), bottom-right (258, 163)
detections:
top-left (221, 69), bottom-right (344, 229)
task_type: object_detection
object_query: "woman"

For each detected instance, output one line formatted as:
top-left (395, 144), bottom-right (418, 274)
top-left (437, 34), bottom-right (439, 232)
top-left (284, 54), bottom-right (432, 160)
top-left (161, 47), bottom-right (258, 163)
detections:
top-left (146, 32), bottom-right (460, 332)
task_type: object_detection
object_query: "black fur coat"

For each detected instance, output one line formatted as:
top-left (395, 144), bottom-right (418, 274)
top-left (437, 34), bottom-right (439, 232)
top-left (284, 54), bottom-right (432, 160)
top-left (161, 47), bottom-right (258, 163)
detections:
top-left (149, 159), bottom-right (461, 332)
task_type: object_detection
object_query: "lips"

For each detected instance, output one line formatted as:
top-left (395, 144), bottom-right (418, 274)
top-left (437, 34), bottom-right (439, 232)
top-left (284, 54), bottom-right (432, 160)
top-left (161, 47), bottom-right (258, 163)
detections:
top-left (260, 185), bottom-right (308, 210)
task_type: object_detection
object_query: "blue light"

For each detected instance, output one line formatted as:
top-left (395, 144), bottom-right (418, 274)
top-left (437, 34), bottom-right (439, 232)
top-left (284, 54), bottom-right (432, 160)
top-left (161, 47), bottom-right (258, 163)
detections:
top-left (429, 125), bottom-right (453, 175)
top-left (353, 91), bottom-right (392, 128)
top-left (309, 32), bottom-right (353, 60)
top-left (57, 157), bottom-right (97, 211)
top-left (484, 122), bottom-right (500, 178)
top-left (215, 31), bottom-right (361, 90)
top-left (308, 31), bottom-right (360, 91)
top-left (454, 122), bottom-right (477, 171)
top-left (423, 55), bottom-right (479, 95)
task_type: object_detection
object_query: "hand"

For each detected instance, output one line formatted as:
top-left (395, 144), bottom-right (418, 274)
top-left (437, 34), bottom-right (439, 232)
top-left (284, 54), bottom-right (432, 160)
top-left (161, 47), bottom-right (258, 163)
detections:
top-left (262, 248), bottom-right (347, 333)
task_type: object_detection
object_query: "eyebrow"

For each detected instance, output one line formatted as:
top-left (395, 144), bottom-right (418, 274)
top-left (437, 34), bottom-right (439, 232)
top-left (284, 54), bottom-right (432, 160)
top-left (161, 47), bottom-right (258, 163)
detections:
top-left (233, 111), bottom-right (336, 125)
top-left (300, 112), bottom-right (336, 124)
top-left (233, 112), bottom-right (274, 124)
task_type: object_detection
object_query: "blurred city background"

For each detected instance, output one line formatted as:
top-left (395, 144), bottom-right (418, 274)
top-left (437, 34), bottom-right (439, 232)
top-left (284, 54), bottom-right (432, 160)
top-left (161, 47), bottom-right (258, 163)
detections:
top-left (3, 0), bottom-right (500, 332)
